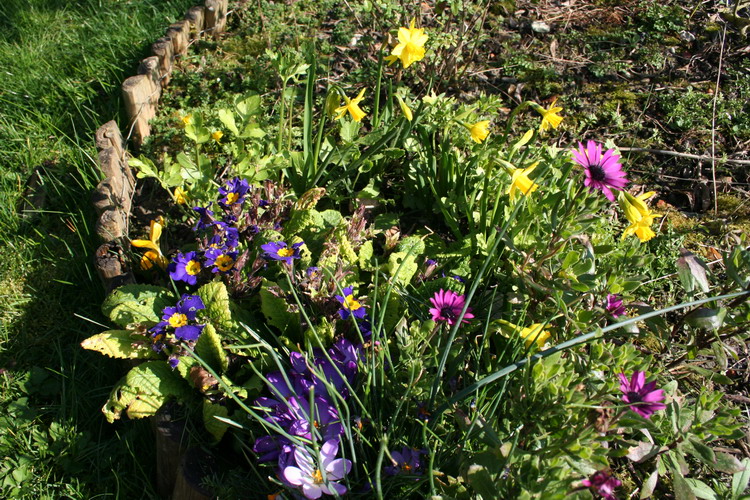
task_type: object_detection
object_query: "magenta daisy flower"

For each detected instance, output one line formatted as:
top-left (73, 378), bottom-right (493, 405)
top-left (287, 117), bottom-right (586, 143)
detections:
top-left (582, 470), bottom-right (621, 500)
top-left (618, 371), bottom-right (666, 419)
top-left (605, 294), bottom-right (626, 318)
top-left (573, 140), bottom-right (628, 201)
top-left (429, 289), bottom-right (474, 326)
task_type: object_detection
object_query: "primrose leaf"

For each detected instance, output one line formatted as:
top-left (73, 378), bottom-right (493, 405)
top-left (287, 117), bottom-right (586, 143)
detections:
top-left (396, 235), bottom-right (425, 257)
top-left (386, 252), bottom-right (418, 285)
top-left (81, 330), bottom-right (158, 360)
top-left (260, 279), bottom-right (300, 338)
top-left (196, 281), bottom-right (234, 331)
top-left (102, 361), bottom-right (190, 423)
top-left (194, 323), bottom-right (228, 374)
top-left (203, 400), bottom-right (230, 442)
top-left (102, 285), bottom-right (173, 326)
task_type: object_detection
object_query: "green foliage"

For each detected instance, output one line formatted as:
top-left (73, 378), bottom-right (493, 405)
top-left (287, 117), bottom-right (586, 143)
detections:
top-left (80, 330), bottom-right (158, 360)
top-left (196, 281), bottom-right (235, 331)
top-left (102, 361), bottom-right (191, 423)
top-left (195, 323), bottom-right (228, 374)
top-left (101, 285), bottom-right (174, 326)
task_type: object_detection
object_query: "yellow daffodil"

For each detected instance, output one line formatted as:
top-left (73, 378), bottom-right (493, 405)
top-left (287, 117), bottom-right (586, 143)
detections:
top-left (174, 186), bottom-right (188, 205)
top-left (384, 54), bottom-right (399, 66)
top-left (508, 161), bottom-right (540, 201)
top-left (619, 191), bottom-right (662, 242)
top-left (391, 18), bottom-right (428, 69)
top-left (468, 120), bottom-right (490, 144)
top-left (493, 319), bottom-right (552, 349)
top-left (181, 114), bottom-right (193, 127)
top-left (211, 130), bottom-right (223, 142)
top-left (396, 95), bottom-right (413, 121)
top-left (534, 98), bottom-right (564, 132)
top-left (334, 88), bottom-right (367, 122)
top-left (131, 217), bottom-right (168, 270)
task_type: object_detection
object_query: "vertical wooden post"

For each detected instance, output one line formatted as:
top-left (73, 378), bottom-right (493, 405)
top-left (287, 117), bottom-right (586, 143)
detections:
top-left (204, 0), bottom-right (228, 37)
top-left (166, 20), bottom-right (190, 56)
top-left (185, 6), bottom-right (205, 39)
top-left (122, 74), bottom-right (158, 147)
top-left (151, 36), bottom-right (174, 86)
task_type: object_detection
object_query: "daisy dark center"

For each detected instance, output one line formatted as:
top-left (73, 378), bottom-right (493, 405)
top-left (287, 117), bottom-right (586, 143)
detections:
top-left (589, 164), bottom-right (607, 182)
top-left (440, 307), bottom-right (457, 320)
top-left (626, 391), bottom-right (643, 403)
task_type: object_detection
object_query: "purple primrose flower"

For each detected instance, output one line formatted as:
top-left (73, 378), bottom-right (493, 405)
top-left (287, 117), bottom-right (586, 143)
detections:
top-left (205, 247), bottom-right (238, 274)
top-left (168, 251), bottom-right (202, 285)
top-left (618, 371), bottom-right (666, 419)
top-left (218, 177), bottom-right (250, 206)
top-left (151, 294), bottom-right (206, 342)
top-left (335, 287), bottom-right (367, 320)
top-left (262, 241), bottom-right (304, 264)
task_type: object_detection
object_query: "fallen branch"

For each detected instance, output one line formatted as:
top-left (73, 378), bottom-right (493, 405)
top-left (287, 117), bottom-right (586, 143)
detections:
top-left (619, 147), bottom-right (750, 167)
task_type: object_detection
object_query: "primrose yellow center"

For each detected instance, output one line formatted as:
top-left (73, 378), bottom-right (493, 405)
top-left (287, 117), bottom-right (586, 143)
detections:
top-left (226, 192), bottom-right (240, 204)
top-left (169, 313), bottom-right (188, 328)
top-left (216, 254), bottom-right (235, 272)
top-left (344, 295), bottom-right (362, 311)
top-left (277, 248), bottom-right (295, 258)
top-left (186, 260), bottom-right (201, 275)
top-left (312, 469), bottom-right (324, 484)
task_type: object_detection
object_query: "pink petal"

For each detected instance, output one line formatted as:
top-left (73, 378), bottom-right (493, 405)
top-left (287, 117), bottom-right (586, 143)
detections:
top-left (302, 483), bottom-right (323, 499)
top-left (283, 466), bottom-right (305, 486)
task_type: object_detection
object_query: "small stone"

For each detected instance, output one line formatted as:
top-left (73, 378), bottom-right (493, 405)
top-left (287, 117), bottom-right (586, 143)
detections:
top-left (531, 21), bottom-right (551, 33)
top-left (679, 30), bottom-right (696, 42)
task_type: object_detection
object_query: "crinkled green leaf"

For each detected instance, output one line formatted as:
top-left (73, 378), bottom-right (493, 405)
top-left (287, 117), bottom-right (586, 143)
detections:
top-left (102, 361), bottom-right (190, 423)
top-left (196, 281), bottom-right (234, 330)
top-left (203, 400), bottom-right (230, 442)
top-left (195, 323), bottom-right (228, 374)
top-left (396, 235), bottom-right (425, 257)
top-left (358, 240), bottom-right (375, 271)
top-left (260, 279), bottom-right (300, 338)
top-left (386, 252), bottom-right (418, 285)
top-left (320, 209), bottom-right (342, 228)
top-left (102, 285), bottom-right (173, 326)
top-left (283, 209), bottom-right (324, 238)
top-left (81, 330), bottom-right (158, 359)
top-left (335, 227), bottom-right (358, 265)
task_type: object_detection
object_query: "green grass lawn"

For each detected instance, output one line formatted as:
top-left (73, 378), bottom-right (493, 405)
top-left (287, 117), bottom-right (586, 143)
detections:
top-left (0, 0), bottom-right (195, 497)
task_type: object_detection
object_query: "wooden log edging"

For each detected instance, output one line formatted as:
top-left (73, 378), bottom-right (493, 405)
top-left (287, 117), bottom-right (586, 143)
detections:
top-left (91, 3), bottom-right (235, 493)
top-left (93, 0), bottom-right (233, 291)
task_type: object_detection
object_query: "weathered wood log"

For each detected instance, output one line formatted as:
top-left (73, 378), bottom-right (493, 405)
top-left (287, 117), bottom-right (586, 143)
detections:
top-left (95, 120), bottom-right (125, 160)
top-left (172, 448), bottom-right (214, 500)
top-left (151, 36), bottom-right (174, 85)
top-left (185, 6), bottom-right (205, 38)
top-left (138, 55), bottom-right (162, 92)
top-left (166, 20), bottom-right (190, 56)
top-left (122, 74), bottom-right (158, 147)
top-left (152, 409), bottom-right (189, 498)
top-left (95, 208), bottom-right (128, 242)
top-left (94, 242), bottom-right (133, 291)
top-left (204, 0), bottom-right (228, 37)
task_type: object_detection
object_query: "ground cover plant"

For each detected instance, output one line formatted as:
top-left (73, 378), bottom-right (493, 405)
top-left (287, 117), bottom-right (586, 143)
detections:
top-left (80, 1), bottom-right (750, 498)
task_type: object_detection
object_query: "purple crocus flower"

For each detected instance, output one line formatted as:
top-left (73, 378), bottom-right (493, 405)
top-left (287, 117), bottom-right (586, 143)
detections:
top-left (385, 447), bottom-right (425, 476)
top-left (282, 439), bottom-right (352, 499)
top-left (582, 470), bottom-right (622, 500)
top-left (618, 371), bottom-right (666, 419)
top-left (429, 289), bottom-right (474, 326)
top-left (606, 294), bottom-right (626, 318)
top-left (218, 177), bottom-right (250, 206)
top-left (335, 287), bottom-right (367, 320)
top-left (572, 140), bottom-right (628, 202)
top-left (205, 247), bottom-right (238, 274)
top-left (261, 241), bottom-right (304, 264)
top-left (253, 435), bottom-right (293, 463)
top-left (168, 251), bottom-right (202, 285)
top-left (287, 397), bottom-right (344, 441)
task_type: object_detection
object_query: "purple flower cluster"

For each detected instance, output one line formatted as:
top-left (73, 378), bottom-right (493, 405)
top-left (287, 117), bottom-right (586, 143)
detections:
top-left (253, 339), bottom-right (360, 498)
top-left (149, 295), bottom-right (206, 367)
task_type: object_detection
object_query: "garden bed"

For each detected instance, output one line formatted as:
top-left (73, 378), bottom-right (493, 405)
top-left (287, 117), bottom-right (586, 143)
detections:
top-left (85, 0), bottom-right (750, 498)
